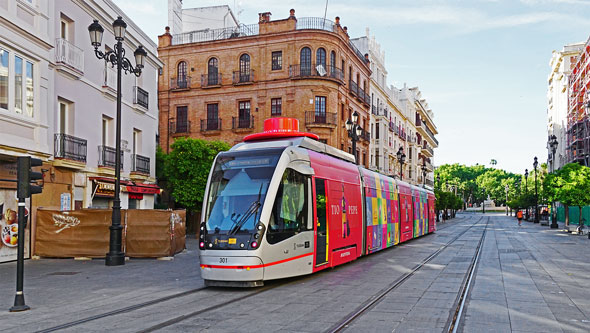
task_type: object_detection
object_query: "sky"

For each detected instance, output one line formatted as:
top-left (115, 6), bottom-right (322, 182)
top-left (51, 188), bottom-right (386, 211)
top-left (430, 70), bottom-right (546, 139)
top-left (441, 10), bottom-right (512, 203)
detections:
top-left (115, 0), bottom-right (590, 174)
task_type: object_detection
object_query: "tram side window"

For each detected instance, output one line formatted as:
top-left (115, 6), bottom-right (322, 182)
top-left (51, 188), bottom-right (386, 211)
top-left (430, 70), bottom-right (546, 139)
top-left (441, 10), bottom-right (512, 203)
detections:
top-left (267, 169), bottom-right (309, 244)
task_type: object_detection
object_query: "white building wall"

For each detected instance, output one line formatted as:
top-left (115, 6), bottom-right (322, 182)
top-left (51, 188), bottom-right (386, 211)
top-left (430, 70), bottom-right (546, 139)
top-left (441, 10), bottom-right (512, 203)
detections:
top-left (547, 43), bottom-right (583, 170)
top-left (52, 0), bottom-right (162, 209)
top-left (0, 0), bottom-right (53, 158)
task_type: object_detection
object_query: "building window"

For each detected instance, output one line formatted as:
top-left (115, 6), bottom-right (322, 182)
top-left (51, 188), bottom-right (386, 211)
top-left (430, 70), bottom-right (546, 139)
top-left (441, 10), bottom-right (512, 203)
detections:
top-left (15, 56), bottom-right (22, 114)
top-left (102, 115), bottom-right (112, 146)
top-left (177, 61), bottom-right (187, 88)
top-left (208, 58), bottom-right (218, 85)
top-left (132, 129), bottom-right (142, 156)
top-left (0, 49), bottom-right (8, 110)
top-left (207, 103), bottom-right (219, 130)
top-left (176, 106), bottom-right (188, 132)
top-left (271, 98), bottom-right (282, 116)
top-left (25, 61), bottom-right (33, 117)
top-left (271, 51), bottom-right (282, 70)
top-left (316, 48), bottom-right (326, 68)
top-left (315, 96), bottom-right (326, 123)
top-left (58, 100), bottom-right (71, 134)
top-left (330, 51), bottom-right (336, 68)
top-left (300, 47), bottom-right (311, 75)
top-left (239, 54), bottom-right (250, 82)
top-left (238, 101), bottom-right (251, 128)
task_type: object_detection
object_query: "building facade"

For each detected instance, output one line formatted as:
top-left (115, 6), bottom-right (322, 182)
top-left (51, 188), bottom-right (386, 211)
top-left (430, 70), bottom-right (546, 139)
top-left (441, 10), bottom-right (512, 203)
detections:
top-left (0, 0), bottom-right (161, 246)
top-left (546, 43), bottom-right (583, 169)
top-left (158, 9), bottom-right (372, 167)
top-left (352, 31), bottom-right (437, 187)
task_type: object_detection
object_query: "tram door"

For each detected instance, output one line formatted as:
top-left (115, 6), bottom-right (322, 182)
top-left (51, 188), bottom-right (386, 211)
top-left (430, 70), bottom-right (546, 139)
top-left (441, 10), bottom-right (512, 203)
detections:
top-left (315, 178), bottom-right (328, 266)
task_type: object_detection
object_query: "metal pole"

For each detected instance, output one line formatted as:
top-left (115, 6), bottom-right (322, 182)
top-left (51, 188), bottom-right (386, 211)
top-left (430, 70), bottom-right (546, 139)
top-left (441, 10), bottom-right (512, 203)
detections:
top-left (534, 169), bottom-right (539, 223)
top-left (351, 131), bottom-right (357, 165)
top-left (9, 196), bottom-right (30, 312)
top-left (106, 40), bottom-right (125, 266)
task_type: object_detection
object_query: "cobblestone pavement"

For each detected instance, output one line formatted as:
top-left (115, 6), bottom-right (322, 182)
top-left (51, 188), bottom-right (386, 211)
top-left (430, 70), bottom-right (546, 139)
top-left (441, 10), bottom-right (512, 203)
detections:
top-left (0, 213), bottom-right (588, 332)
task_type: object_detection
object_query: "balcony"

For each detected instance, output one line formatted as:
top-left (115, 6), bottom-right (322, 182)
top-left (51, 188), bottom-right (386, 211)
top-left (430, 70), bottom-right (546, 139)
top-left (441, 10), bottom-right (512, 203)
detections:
top-left (55, 38), bottom-right (84, 73)
top-left (98, 145), bottom-right (123, 169)
top-left (131, 154), bottom-right (150, 174)
top-left (359, 128), bottom-right (371, 141)
top-left (305, 111), bottom-right (337, 127)
top-left (232, 116), bottom-right (254, 130)
top-left (169, 119), bottom-right (191, 135)
top-left (170, 76), bottom-right (191, 90)
top-left (422, 144), bottom-right (434, 157)
top-left (201, 74), bottom-right (222, 88)
top-left (200, 118), bottom-right (222, 132)
top-left (133, 86), bottom-right (149, 109)
top-left (289, 64), bottom-right (344, 83)
top-left (349, 80), bottom-right (359, 97)
top-left (232, 71), bottom-right (255, 84)
top-left (54, 134), bottom-right (87, 163)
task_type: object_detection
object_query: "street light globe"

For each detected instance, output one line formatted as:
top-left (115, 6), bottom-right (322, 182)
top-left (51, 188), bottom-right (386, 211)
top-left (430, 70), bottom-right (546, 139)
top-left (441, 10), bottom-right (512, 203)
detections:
top-left (134, 46), bottom-right (147, 69)
top-left (355, 125), bottom-right (362, 137)
top-left (352, 111), bottom-right (359, 124)
top-left (88, 20), bottom-right (104, 48)
top-left (112, 16), bottom-right (127, 40)
top-left (533, 156), bottom-right (538, 169)
top-left (345, 119), bottom-right (353, 131)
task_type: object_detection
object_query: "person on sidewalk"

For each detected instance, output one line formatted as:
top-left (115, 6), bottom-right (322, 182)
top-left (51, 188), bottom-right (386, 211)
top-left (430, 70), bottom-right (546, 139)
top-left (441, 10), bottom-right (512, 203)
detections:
top-left (517, 210), bottom-right (523, 226)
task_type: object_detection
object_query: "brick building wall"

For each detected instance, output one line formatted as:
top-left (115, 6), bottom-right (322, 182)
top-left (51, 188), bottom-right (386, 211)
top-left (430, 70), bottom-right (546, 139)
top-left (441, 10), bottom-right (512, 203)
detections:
top-left (158, 10), bottom-right (372, 167)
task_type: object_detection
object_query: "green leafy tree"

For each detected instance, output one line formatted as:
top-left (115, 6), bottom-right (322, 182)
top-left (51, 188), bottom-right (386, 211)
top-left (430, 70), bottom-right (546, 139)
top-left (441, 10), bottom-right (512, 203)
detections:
top-left (544, 163), bottom-right (590, 227)
top-left (165, 138), bottom-right (230, 211)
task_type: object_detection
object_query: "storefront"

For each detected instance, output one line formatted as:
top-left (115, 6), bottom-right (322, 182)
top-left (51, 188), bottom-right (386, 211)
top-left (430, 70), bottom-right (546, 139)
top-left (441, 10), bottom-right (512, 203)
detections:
top-left (90, 177), bottom-right (159, 209)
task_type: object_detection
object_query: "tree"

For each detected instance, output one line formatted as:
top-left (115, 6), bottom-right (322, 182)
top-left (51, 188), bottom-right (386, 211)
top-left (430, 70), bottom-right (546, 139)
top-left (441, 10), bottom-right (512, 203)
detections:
top-left (164, 138), bottom-right (230, 212)
top-left (544, 163), bottom-right (590, 227)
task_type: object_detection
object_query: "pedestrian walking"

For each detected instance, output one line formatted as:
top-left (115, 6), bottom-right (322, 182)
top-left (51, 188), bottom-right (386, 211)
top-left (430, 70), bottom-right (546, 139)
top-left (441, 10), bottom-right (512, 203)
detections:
top-left (516, 210), bottom-right (523, 226)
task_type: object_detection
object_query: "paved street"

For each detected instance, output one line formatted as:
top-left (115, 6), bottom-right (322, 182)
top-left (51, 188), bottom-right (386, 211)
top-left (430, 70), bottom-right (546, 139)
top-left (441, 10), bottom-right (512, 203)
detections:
top-left (1, 213), bottom-right (590, 332)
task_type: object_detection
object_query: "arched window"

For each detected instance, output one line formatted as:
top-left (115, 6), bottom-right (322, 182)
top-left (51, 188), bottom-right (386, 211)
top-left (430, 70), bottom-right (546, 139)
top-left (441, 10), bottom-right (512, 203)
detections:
top-left (177, 61), bottom-right (187, 88)
top-left (207, 58), bottom-right (218, 85)
top-left (239, 54), bottom-right (251, 82)
top-left (330, 51), bottom-right (336, 78)
top-left (316, 48), bottom-right (326, 67)
top-left (300, 47), bottom-right (311, 76)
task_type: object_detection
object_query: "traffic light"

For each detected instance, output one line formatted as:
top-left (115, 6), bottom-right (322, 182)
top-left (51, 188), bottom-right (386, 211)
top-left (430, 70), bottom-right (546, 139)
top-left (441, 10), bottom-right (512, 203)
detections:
top-left (17, 156), bottom-right (43, 199)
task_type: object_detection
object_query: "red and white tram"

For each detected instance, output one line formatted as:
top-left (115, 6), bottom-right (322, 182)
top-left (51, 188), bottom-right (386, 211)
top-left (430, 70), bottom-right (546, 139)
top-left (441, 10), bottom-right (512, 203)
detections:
top-left (199, 118), bottom-right (436, 287)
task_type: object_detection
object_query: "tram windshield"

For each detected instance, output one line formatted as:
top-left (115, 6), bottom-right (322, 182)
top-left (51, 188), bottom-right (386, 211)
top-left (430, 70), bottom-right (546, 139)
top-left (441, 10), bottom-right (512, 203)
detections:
top-left (205, 150), bottom-right (281, 234)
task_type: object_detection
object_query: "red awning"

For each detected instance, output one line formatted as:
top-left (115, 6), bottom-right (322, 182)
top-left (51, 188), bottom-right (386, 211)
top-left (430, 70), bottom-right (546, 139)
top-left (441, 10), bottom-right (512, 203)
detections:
top-left (126, 183), bottom-right (160, 194)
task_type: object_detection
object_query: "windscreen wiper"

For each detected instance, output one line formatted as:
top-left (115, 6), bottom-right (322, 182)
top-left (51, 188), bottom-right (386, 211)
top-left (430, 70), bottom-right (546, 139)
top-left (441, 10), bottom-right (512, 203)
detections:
top-left (229, 184), bottom-right (263, 235)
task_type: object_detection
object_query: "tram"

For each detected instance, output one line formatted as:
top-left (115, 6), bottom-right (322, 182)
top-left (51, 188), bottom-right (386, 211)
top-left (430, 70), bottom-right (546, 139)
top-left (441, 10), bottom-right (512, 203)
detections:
top-left (199, 118), bottom-right (436, 287)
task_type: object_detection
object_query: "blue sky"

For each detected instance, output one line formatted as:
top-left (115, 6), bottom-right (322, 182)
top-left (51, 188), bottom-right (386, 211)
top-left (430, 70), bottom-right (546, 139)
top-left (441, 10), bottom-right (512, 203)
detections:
top-left (115, 0), bottom-right (590, 174)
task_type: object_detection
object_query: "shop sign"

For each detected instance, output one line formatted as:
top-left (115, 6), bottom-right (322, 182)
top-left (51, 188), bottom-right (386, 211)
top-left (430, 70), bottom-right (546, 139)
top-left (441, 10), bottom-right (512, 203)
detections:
top-left (0, 189), bottom-right (30, 263)
top-left (128, 193), bottom-right (143, 200)
top-left (60, 193), bottom-right (71, 211)
top-left (126, 185), bottom-right (160, 194)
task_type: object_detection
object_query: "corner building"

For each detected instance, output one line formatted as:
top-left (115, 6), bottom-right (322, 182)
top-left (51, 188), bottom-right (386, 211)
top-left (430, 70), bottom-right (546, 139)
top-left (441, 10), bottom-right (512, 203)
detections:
top-left (158, 10), bottom-right (372, 167)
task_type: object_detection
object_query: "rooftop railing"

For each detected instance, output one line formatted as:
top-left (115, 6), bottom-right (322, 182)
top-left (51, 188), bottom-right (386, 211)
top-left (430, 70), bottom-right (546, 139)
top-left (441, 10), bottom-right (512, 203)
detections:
top-left (171, 24), bottom-right (259, 45)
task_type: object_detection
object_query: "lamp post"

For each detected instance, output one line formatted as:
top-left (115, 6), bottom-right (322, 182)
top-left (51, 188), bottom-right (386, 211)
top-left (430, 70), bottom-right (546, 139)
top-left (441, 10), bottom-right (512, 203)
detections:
top-left (482, 188), bottom-right (486, 214)
top-left (548, 135), bottom-right (559, 228)
top-left (436, 174), bottom-right (440, 222)
top-left (396, 147), bottom-right (406, 180)
top-left (89, 17), bottom-right (147, 266)
top-left (524, 169), bottom-right (529, 221)
top-left (421, 159), bottom-right (427, 187)
top-left (345, 111), bottom-right (362, 165)
top-left (533, 156), bottom-right (539, 223)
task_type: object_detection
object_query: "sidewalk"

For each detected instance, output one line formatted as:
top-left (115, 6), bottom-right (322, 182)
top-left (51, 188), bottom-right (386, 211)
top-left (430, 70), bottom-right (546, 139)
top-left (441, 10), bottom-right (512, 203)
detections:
top-left (0, 237), bottom-right (202, 331)
top-left (462, 214), bottom-right (590, 332)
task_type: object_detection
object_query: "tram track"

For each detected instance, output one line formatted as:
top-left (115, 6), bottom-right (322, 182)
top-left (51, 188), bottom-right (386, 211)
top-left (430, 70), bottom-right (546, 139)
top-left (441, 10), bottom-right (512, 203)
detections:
top-left (326, 216), bottom-right (487, 333)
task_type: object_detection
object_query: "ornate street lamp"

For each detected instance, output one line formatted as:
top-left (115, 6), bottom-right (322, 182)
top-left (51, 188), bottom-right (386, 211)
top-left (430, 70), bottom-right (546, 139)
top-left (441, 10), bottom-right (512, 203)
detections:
top-left (505, 184), bottom-right (509, 216)
top-left (533, 157), bottom-right (539, 223)
top-left (89, 17), bottom-right (146, 266)
top-left (346, 111), bottom-right (362, 165)
top-left (396, 147), bottom-right (406, 180)
top-left (524, 169), bottom-right (529, 221)
top-left (548, 135), bottom-right (559, 228)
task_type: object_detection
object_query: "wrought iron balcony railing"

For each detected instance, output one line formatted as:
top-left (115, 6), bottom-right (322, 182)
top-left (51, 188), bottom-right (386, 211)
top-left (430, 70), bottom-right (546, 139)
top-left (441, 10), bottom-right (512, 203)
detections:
top-left (98, 145), bottom-right (123, 169)
top-left (131, 154), bottom-right (150, 174)
top-left (170, 76), bottom-right (191, 90)
top-left (55, 38), bottom-right (84, 73)
top-left (201, 74), bottom-right (222, 87)
top-left (169, 119), bottom-right (191, 134)
top-left (200, 118), bottom-right (222, 131)
top-left (289, 64), bottom-right (344, 82)
top-left (232, 71), bottom-right (255, 84)
top-left (232, 116), bottom-right (254, 129)
top-left (305, 111), bottom-right (337, 126)
top-left (54, 133), bottom-right (87, 163)
top-left (133, 86), bottom-right (149, 109)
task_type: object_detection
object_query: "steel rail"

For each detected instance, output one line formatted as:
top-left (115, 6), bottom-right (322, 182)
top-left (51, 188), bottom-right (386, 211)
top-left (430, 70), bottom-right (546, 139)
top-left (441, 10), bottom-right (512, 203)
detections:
top-left (446, 217), bottom-right (489, 333)
top-left (326, 215), bottom-right (485, 333)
